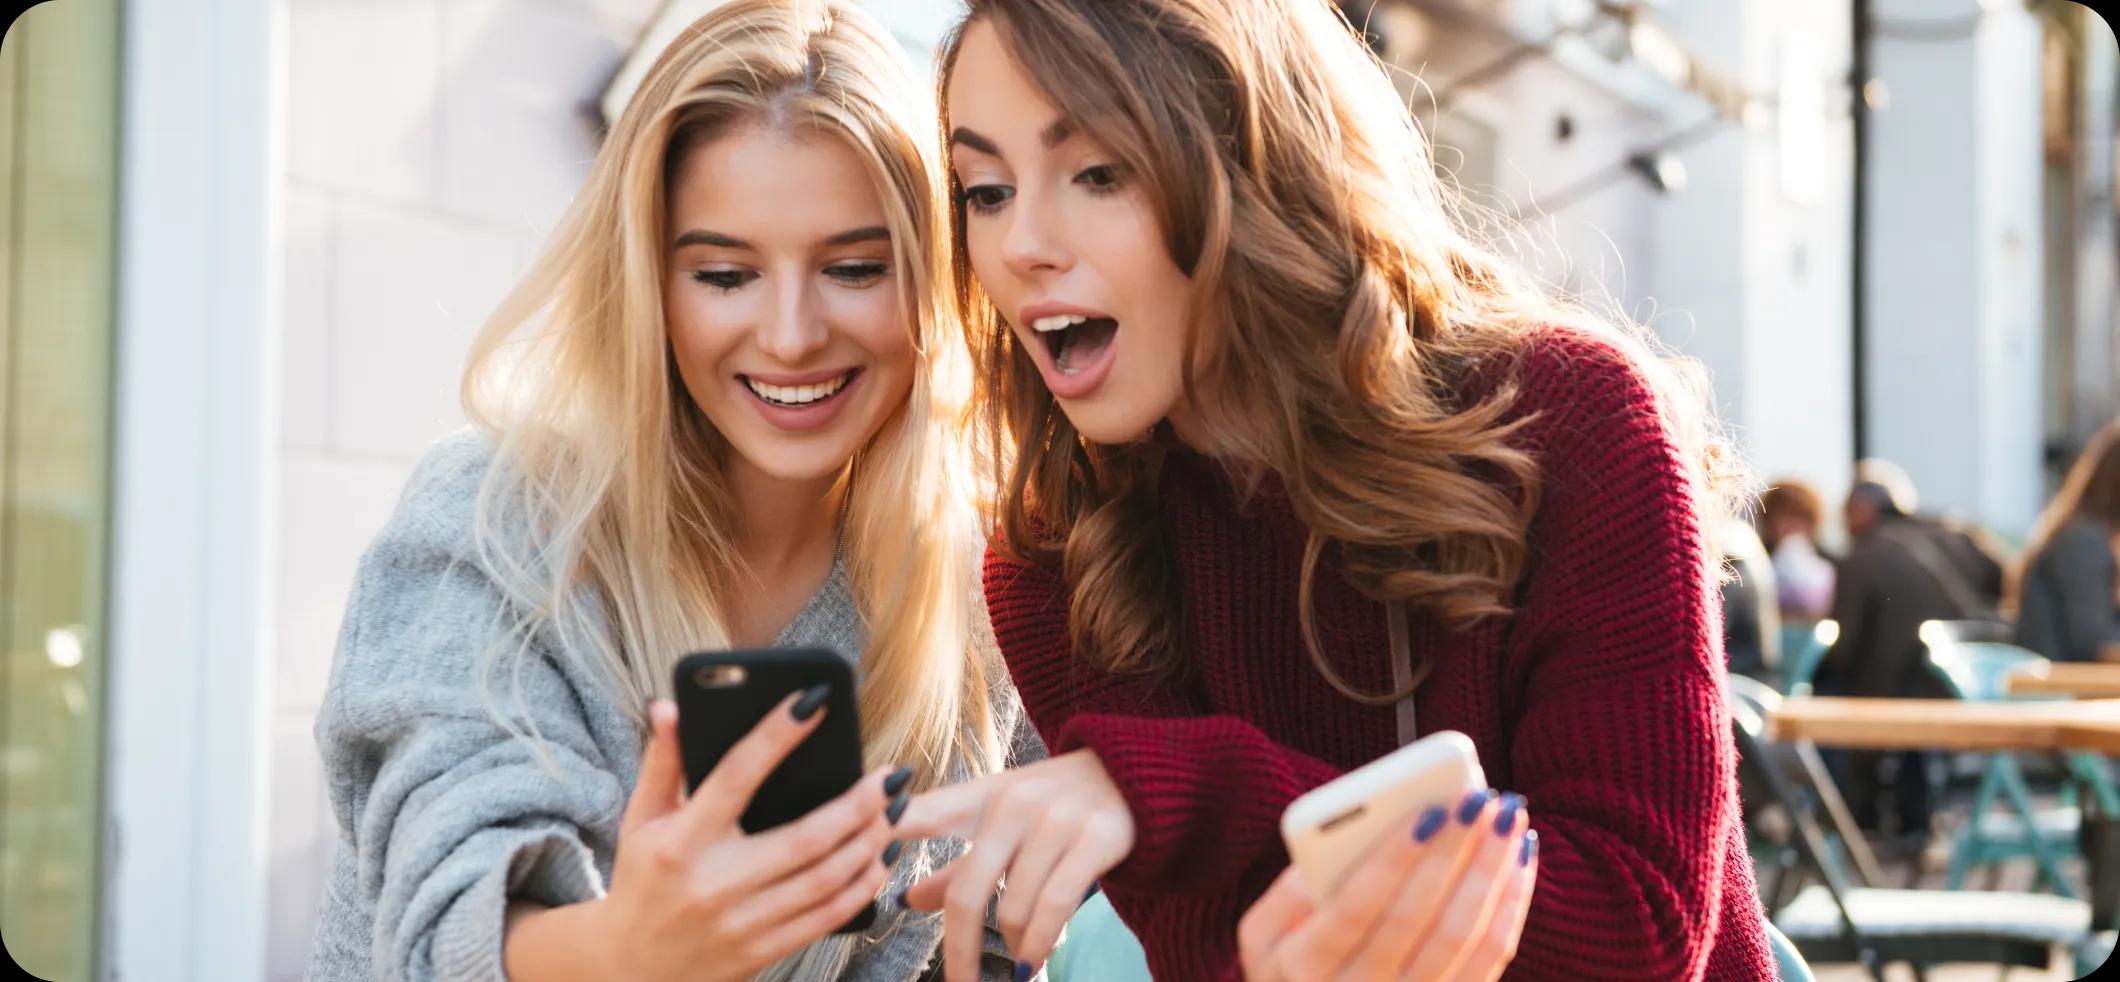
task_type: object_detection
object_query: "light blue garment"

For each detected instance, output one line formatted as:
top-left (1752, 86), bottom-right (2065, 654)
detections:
top-left (1047, 890), bottom-right (1151, 982)
top-left (1765, 921), bottom-right (1812, 981)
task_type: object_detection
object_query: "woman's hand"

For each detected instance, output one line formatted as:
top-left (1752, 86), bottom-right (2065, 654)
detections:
top-left (509, 692), bottom-right (907, 982)
top-left (895, 748), bottom-right (1135, 981)
top-left (1238, 789), bottom-right (1539, 982)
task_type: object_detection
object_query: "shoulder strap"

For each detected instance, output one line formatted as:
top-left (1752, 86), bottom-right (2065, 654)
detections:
top-left (1389, 600), bottom-right (1419, 745)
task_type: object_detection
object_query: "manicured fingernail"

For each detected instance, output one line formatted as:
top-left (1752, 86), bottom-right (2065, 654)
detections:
top-left (1494, 792), bottom-right (1523, 835)
top-left (791, 683), bottom-right (831, 721)
top-left (1520, 829), bottom-right (1539, 867)
top-left (885, 791), bottom-right (909, 826)
top-left (1457, 788), bottom-right (1494, 824)
top-left (882, 766), bottom-right (914, 796)
top-left (888, 887), bottom-right (908, 908)
top-left (1412, 805), bottom-right (1448, 843)
top-left (881, 841), bottom-right (903, 868)
top-left (1015, 960), bottom-right (1034, 982)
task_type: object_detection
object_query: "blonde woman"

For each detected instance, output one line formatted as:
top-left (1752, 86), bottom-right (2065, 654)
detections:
top-left (306, 2), bottom-right (1031, 979)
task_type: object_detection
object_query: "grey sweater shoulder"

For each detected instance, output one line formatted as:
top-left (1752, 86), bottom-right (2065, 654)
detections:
top-left (2018, 516), bottom-right (2120, 663)
top-left (308, 431), bottom-right (1042, 981)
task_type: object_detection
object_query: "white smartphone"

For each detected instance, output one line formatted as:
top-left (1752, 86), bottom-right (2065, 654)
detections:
top-left (1280, 730), bottom-right (1487, 899)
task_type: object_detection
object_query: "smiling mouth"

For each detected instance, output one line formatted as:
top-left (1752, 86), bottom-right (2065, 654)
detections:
top-left (1030, 314), bottom-right (1120, 375)
top-left (741, 369), bottom-right (860, 407)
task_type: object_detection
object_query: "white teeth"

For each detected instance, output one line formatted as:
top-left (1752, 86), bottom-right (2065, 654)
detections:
top-left (746, 372), bottom-right (851, 406)
top-left (1032, 314), bottom-right (1090, 333)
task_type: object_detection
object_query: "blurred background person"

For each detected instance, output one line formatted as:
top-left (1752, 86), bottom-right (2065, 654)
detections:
top-left (1816, 474), bottom-right (1995, 843)
top-left (1758, 478), bottom-right (1836, 624)
top-left (2015, 417), bottom-right (2120, 664)
top-left (1856, 457), bottom-right (2007, 611)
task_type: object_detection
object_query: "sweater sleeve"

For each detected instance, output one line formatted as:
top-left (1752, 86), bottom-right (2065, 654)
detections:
top-left (1495, 337), bottom-right (1748, 980)
top-left (982, 550), bottom-right (1346, 897)
top-left (311, 442), bottom-right (625, 982)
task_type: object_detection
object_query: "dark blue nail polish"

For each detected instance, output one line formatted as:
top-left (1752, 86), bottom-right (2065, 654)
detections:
top-left (791, 683), bottom-right (831, 721)
top-left (1494, 792), bottom-right (1523, 835)
top-left (1413, 805), bottom-right (1448, 843)
top-left (1456, 788), bottom-right (1494, 824)
top-left (882, 766), bottom-right (914, 796)
top-left (1015, 960), bottom-right (1034, 982)
top-left (881, 841), bottom-right (903, 868)
top-left (888, 887), bottom-right (908, 908)
top-left (1520, 829), bottom-right (1539, 867)
top-left (886, 791), bottom-right (909, 826)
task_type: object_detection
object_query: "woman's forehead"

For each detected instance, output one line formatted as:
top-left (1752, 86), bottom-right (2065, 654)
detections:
top-left (667, 125), bottom-right (890, 247)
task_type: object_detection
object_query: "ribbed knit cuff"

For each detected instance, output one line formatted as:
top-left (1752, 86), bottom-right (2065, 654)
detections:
top-left (430, 829), bottom-right (605, 982)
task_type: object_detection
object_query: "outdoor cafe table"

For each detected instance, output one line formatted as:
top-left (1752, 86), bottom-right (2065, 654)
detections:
top-left (2006, 663), bottom-right (2120, 700)
top-left (1765, 696), bottom-right (2120, 755)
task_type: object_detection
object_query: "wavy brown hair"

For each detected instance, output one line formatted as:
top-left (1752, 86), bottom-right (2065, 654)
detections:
top-left (938, 0), bottom-right (1746, 702)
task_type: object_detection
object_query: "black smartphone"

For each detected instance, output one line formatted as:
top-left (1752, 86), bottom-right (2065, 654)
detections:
top-left (672, 646), bottom-right (875, 933)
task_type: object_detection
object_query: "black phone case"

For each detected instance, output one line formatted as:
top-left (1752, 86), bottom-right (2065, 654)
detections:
top-left (672, 647), bottom-right (875, 934)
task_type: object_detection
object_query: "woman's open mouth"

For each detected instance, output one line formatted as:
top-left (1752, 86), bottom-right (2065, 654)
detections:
top-left (1027, 312), bottom-right (1121, 400)
top-left (1031, 313), bottom-right (1120, 375)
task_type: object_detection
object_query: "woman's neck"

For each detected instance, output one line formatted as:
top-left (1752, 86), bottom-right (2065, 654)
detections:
top-left (725, 459), bottom-right (846, 588)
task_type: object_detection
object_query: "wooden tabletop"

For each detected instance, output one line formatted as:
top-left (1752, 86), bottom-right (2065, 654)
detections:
top-left (2005, 662), bottom-right (2120, 699)
top-left (1767, 696), bottom-right (2120, 753)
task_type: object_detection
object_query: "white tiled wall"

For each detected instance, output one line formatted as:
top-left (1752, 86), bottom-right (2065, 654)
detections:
top-left (268, 1), bottom-right (653, 977)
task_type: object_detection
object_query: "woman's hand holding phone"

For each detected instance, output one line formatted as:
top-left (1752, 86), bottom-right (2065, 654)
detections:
top-left (894, 748), bottom-right (1135, 982)
top-left (533, 692), bottom-right (906, 981)
top-left (1238, 790), bottom-right (1539, 982)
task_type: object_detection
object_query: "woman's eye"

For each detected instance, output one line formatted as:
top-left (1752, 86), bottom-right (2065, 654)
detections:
top-left (958, 184), bottom-right (1013, 215)
top-left (827, 261), bottom-right (888, 286)
top-left (689, 269), bottom-right (753, 292)
top-left (1075, 164), bottom-right (1124, 193)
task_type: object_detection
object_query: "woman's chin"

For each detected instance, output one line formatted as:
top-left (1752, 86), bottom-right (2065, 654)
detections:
top-left (1058, 399), bottom-right (1172, 446)
top-left (722, 437), bottom-right (861, 486)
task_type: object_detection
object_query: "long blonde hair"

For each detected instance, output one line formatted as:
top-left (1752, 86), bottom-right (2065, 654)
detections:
top-left (461, 0), bottom-right (996, 884)
top-left (941, 0), bottom-right (1747, 700)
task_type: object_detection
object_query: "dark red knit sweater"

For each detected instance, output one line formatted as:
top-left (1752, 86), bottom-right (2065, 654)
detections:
top-left (982, 330), bottom-right (1775, 980)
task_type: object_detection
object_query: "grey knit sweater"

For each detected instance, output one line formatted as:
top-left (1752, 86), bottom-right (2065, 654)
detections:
top-left (308, 432), bottom-right (1039, 981)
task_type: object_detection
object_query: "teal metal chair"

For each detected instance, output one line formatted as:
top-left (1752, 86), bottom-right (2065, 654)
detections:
top-left (1919, 621), bottom-right (2120, 899)
top-left (1731, 687), bottom-right (2092, 980)
top-left (1729, 674), bottom-right (1886, 912)
top-left (1781, 620), bottom-right (1836, 696)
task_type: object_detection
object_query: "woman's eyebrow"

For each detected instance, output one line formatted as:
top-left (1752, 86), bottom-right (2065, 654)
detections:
top-left (823, 225), bottom-right (890, 247)
top-left (671, 227), bottom-right (887, 250)
top-left (673, 229), bottom-right (748, 249)
top-left (950, 127), bottom-right (1001, 156)
top-left (949, 118), bottom-right (1077, 157)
